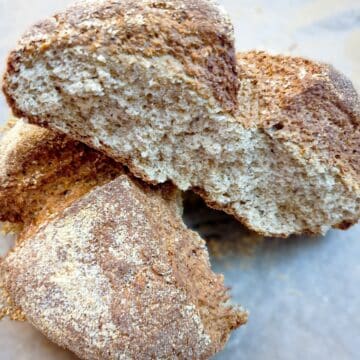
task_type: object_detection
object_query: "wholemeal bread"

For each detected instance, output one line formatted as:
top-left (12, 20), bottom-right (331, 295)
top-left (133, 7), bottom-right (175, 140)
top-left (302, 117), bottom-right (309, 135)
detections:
top-left (0, 121), bottom-right (246, 359)
top-left (0, 119), bottom-right (122, 229)
top-left (1, 175), bottom-right (246, 359)
top-left (2, 0), bottom-right (359, 237)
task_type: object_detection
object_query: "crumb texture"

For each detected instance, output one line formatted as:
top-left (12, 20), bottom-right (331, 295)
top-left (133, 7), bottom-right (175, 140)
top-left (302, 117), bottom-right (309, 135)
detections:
top-left (3, 0), bottom-right (359, 238)
top-left (1, 176), bottom-right (246, 359)
top-left (4, 0), bottom-right (237, 112)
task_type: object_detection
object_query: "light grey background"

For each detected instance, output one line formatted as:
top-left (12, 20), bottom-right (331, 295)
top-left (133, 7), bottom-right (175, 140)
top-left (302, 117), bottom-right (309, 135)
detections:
top-left (0, 0), bottom-right (359, 359)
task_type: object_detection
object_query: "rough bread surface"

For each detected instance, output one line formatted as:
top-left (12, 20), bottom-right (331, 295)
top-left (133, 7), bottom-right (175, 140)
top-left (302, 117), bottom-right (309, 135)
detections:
top-left (3, 0), bottom-right (237, 113)
top-left (1, 176), bottom-right (246, 359)
top-left (2, 0), bottom-right (359, 237)
top-left (0, 119), bottom-right (123, 227)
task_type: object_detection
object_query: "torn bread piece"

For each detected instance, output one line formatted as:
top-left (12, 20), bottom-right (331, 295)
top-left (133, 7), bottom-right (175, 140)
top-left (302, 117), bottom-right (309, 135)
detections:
top-left (1, 176), bottom-right (247, 359)
top-left (0, 120), bottom-right (246, 358)
top-left (2, 0), bottom-right (359, 237)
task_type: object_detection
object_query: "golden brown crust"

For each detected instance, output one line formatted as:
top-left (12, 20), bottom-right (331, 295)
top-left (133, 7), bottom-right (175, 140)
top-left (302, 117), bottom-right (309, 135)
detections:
top-left (1, 176), bottom-right (246, 359)
top-left (237, 51), bottom-right (360, 183)
top-left (3, 0), bottom-right (237, 114)
top-left (5, 19), bottom-right (358, 238)
top-left (0, 120), bottom-right (246, 356)
top-left (0, 120), bottom-right (123, 228)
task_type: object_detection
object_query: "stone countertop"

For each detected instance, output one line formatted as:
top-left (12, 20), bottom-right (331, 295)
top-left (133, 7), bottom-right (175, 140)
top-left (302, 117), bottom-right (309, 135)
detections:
top-left (0, 1), bottom-right (359, 359)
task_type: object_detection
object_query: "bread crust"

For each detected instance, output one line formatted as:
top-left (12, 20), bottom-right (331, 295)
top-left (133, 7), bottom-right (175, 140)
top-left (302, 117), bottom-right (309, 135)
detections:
top-left (0, 119), bottom-right (123, 226)
top-left (1, 175), bottom-right (246, 359)
top-left (200, 53), bottom-right (359, 236)
top-left (237, 51), bottom-right (360, 185)
top-left (2, 0), bottom-right (358, 237)
top-left (3, 0), bottom-right (237, 114)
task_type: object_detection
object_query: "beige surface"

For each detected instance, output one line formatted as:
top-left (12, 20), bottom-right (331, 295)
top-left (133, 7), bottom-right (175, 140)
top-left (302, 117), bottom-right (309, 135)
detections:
top-left (0, 1), bottom-right (359, 360)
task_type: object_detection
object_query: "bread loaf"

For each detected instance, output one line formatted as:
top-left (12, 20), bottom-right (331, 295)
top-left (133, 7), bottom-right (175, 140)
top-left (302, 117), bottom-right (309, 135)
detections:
top-left (0, 121), bottom-right (246, 359)
top-left (2, 0), bottom-right (359, 237)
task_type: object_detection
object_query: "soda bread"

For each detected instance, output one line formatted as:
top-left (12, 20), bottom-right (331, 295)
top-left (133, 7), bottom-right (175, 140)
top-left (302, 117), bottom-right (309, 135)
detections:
top-left (0, 120), bottom-right (247, 359)
top-left (2, 0), bottom-right (359, 237)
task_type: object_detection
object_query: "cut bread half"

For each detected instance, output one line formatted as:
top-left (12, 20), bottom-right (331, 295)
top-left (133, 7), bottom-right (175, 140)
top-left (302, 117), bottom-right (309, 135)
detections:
top-left (0, 120), bottom-right (247, 358)
top-left (2, 1), bottom-right (359, 237)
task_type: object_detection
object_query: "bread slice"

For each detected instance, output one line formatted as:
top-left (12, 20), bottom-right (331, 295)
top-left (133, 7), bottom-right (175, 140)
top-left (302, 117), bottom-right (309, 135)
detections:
top-left (2, 0), bottom-right (359, 236)
top-left (1, 172), bottom-right (246, 359)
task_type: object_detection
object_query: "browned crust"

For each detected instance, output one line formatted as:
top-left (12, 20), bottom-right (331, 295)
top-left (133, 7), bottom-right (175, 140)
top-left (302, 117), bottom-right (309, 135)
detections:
top-left (237, 51), bottom-right (360, 183)
top-left (1, 176), bottom-right (246, 359)
top-left (3, 0), bottom-right (238, 114)
top-left (4, 43), bottom-right (359, 237)
top-left (0, 120), bottom-right (123, 228)
top-left (0, 121), bottom-right (246, 355)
